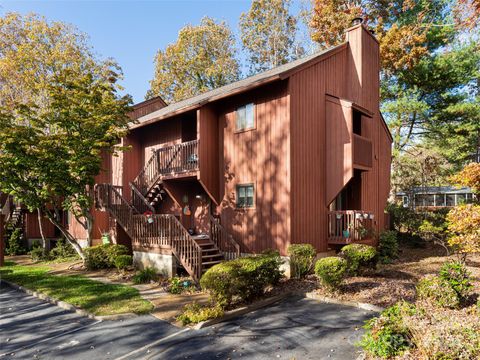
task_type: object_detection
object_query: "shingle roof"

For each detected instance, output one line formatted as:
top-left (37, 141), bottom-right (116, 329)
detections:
top-left (133, 43), bottom-right (345, 129)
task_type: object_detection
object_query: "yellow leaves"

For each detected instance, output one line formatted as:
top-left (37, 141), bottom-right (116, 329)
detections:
top-left (447, 204), bottom-right (480, 254)
top-left (377, 23), bottom-right (428, 73)
top-left (450, 163), bottom-right (480, 195)
top-left (310, 0), bottom-right (362, 48)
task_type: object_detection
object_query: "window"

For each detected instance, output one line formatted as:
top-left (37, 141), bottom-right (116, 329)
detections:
top-left (236, 184), bottom-right (254, 208)
top-left (353, 109), bottom-right (362, 135)
top-left (236, 103), bottom-right (255, 131)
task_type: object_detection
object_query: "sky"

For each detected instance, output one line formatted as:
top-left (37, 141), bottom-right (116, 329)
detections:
top-left (0, 0), bottom-right (269, 103)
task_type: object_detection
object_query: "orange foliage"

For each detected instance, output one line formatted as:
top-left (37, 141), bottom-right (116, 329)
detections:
top-left (450, 163), bottom-right (480, 195)
top-left (447, 204), bottom-right (480, 254)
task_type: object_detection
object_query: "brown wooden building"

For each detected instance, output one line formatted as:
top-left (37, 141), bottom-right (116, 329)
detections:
top-left (31, 23), bottom-right (392, 279)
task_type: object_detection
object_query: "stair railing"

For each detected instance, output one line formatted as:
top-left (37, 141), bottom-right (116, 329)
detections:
top-left (132, 150), bottom-right (160, 195)
top-left (130, 182), bottom-right (155, 215)
top-left (209, 214), bottom-right (241, 261)
top-left (95, 183), bottom-right (203, 281)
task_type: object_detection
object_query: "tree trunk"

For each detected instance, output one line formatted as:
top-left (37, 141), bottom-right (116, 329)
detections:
top-left (45, 212), bottom-right (85, 262)
top-left (37, 208), bottom-right (47, 249)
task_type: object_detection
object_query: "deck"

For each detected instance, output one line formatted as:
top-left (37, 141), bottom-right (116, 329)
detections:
top-left (327, 210), bottom-right (375, 245)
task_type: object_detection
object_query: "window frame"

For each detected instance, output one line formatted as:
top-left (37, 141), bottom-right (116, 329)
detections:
top-left (235, 103), bottom-right (256, 133)
top-left (236, 183), bottom-right (255, 209)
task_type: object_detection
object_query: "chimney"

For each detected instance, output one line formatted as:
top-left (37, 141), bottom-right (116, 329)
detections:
top-left (351, 17), bottom-right (363, 27)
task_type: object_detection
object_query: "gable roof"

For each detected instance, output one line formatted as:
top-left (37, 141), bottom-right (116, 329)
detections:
top-left (132, 43), bottom-right (347, 129)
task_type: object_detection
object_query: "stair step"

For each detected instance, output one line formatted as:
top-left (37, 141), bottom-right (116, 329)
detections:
top-left (202, 260), bottom-right (222, 266)
top-left (202, 254), bottom-right (223, 260)
top-left (202, 248), bottom-right (219, 253)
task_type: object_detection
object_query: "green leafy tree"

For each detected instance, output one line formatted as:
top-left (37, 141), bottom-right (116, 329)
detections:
top-left (147, 17), bottom-right (240, 103)
top-left (239, 0), bottom-right (304, 74)
top-left (0, 13), bottom-right (131, 260)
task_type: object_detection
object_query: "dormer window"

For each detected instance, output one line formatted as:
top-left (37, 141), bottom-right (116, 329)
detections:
top-left (236, 103), bottom-right (255, 131)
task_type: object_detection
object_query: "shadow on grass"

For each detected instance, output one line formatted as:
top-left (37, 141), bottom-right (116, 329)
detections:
top-left (0, 264), bottom-right (153, 315)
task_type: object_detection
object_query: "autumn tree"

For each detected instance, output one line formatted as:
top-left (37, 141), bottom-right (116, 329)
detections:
top-left (147, 17), bottom-right (239, 103)
top-left (309, 0), bottom-right (480, 173)
top-left (239, 0), bottom-right (304, 74)
top-left (447, 163), bottom-right (480, 256)
top-left (0, 13), bottom-right (131, 260)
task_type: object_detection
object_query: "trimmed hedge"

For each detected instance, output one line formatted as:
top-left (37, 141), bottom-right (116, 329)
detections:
top-left (287, 244), bottom-right (316, 279)
top-left (84, 244), bottom-right (129, 270)
top-left (341, 243), bottom-right (377, 275)
top-left (314, 257), bottom-right (347, 289)
top-left (200, 252), bottom-right (283, 307)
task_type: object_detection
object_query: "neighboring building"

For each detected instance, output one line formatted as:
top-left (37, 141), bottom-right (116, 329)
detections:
top-left (8, 22), bottom-right (393, 279)
top-left (396, 186), bottom-right (476, 210)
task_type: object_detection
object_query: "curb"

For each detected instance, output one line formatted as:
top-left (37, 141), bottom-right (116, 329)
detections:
top-left (305, 292), bottom-right (385, 312)
top-left (1, 279), bottom-right (138, 321)
top-left (194, 292), bottom-right (293, 329)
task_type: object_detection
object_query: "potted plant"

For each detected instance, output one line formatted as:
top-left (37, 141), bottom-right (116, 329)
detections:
top-left (101, 232), bottom-right (111, 244)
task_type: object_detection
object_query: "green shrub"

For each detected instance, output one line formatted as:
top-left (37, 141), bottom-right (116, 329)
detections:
top-left (84, 244), bottom-right (129, 270)
top-left (6, 228), bottom-right (26, 255)
top-left (200, 251), bottom-right (283, 307)
top-left (176, 302), bottom-right (224, 326)
top-left (378, 230), bottom-right (399, 264)
top-left (439, 261), bottom-right (473, 301)
top-left (114, 255), bottom-right (133, 270)
top-left (314, 257), bottom-right (347, 289)
top-left (287, 244), bottom-right (316, 279)
top-left (359, 301), bottom-right (416, 358)
top-left (30, 246), bottom-right (47, 261)
top-left (416, 275), bottom-right (460, 309)
top-left (49, 238), bottom-right (78, 260)
top-left (341, 243), bottom-right (377, 275)
top-left (168, 277), bottom-right (196, 294)
top-left (132, 267), bottom-right (158, 284)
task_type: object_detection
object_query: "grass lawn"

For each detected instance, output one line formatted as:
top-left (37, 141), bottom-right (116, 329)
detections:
top-left (0, 261), bottom-right (153, 316)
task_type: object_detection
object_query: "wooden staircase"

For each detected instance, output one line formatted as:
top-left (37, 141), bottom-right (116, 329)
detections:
top-left (95, 140), bottom-right (240, 281)
top-left (5, 207), bottom-right (24, 240)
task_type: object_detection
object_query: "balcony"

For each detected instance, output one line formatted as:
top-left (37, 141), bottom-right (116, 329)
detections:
top-left (133, 140), bottom-right (199, 195)
top-left (353, 134), bottom-right (372, 169)
top-left (327, 210), bottom-right (375, 244)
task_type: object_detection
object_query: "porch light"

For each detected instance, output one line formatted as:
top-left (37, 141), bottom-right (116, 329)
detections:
top-left (369, 214), bottom-right (375, 220)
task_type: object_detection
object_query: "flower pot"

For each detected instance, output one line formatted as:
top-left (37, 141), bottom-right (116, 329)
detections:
top-left (101, 234), bottom-right (110, 245)
top-left (343, 230), bottom-right (350, 238)
top-left (147, 217), bottom-right (154, 224)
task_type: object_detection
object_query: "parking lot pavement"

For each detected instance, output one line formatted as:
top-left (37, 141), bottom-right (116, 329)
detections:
top-left (1, 283), bottom-right (375, 360)
top-left (123, 296), bottom-right (376, 360)
top-left (0, 283), bottom-right (182, 359)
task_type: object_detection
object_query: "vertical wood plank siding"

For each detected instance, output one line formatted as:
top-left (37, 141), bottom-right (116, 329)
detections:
top-left (24, 212), bottom-right (56, 238)
top-left (219, 82), bottom-right (291, 255)
top-left (198, 106), bottom-right (220, 203)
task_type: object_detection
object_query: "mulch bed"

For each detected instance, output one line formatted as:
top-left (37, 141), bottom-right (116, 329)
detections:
top-left (311, 244), bottom-right (480, 308)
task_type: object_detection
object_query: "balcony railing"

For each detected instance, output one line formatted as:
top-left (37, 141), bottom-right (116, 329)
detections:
top-left (132, 139), bottom-right (199, 195)
top-left (353, 134), bottom-right (372, 168)
top-left (327, 210), bottom-right (375, 244)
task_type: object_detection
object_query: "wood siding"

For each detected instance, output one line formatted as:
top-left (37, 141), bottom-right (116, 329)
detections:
top-left (290, 24), bottom-right (388, 252)
top-left (24, 212), bottom-right (56, 239)
top-left (326, 96), bottom-right (354, 205)
top-left (218, 82), bottom-right (291, 255)
top-left (198, 106), bottom-right (220, 203)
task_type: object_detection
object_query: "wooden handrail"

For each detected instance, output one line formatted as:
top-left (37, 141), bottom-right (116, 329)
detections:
top-left (130, 182), bottom-right (155, 215)
top-left (327, 210), bottom-right (375, 243)
top-left (131, 140), bottom-right (199, 197)
top-left (209, 214), bottom-right (241, 261)
top-left (95, 183), bottom-right (203, 280)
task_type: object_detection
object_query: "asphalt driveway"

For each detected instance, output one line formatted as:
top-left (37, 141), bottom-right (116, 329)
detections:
top-left (0, 282), bottom-right (375, 360)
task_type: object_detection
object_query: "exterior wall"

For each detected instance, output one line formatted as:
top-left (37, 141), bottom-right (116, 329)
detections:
top-left (133, 251), bottom-right (176, 277)
top-left (217, 82), bottom-right (291, 255)
top-left (24, 211), bottom-right (56, 239)
top-left (289, 24), bottom-right (389, 252)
